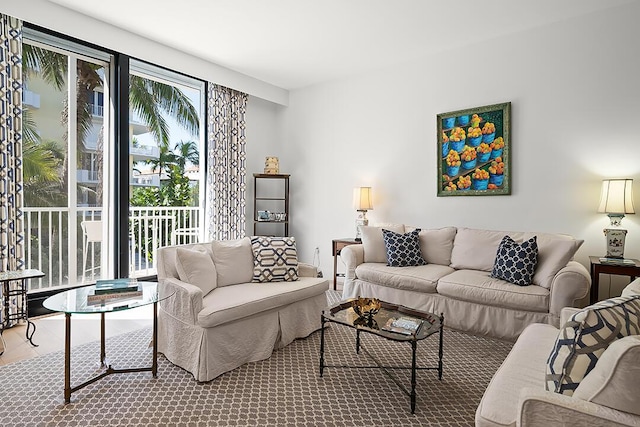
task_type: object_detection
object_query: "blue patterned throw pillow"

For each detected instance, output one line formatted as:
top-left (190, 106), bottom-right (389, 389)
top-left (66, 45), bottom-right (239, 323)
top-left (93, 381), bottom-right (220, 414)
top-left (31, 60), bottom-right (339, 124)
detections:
top-left (251, 236), bottom-right (299, 282)
top-left (382, 229), bottom-right (427, 267)
top-left (490, 235), bottom-right (538, 286)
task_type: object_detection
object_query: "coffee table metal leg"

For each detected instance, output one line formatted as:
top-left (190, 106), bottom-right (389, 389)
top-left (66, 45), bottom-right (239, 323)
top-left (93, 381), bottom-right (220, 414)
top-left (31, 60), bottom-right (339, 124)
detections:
top-left (319, 315), bottom-right (325, 377)
top-left (64, 313), bottom-right (71, 403)
top-left (438, 313), bottom-right (444, 380)
top-left (152, 301), bottom-right (158, 377)
top-left (356, 329), bottom-right (360, 354)
top-left (411, 340), bottom-right (417, 414)
top-left (100, 313), bottom-right (106, 366)
top-left (25, 318), bottom-right (38, 347)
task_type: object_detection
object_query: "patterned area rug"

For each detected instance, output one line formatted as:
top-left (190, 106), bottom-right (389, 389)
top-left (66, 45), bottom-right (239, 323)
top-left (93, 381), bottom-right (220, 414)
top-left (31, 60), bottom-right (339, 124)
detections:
top-left (0, 291), bottom-right (512, 426)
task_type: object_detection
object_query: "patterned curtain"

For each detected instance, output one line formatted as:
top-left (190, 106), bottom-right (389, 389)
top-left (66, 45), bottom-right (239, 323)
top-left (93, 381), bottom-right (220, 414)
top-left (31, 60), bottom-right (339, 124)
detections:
top-left (205, 84), bottom-right (248, 241)
top-left (0, 14), bottom-right (24, 273)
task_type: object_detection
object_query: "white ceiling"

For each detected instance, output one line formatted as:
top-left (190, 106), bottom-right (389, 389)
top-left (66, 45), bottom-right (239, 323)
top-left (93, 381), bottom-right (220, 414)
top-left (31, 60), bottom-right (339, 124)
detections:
top-left (48, 0), bottom-right (632, 90)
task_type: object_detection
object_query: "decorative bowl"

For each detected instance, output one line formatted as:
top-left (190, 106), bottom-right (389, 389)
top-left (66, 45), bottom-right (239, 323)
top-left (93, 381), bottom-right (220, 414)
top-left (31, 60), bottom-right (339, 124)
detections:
top-left (352, 297), bottom-right (381, 318)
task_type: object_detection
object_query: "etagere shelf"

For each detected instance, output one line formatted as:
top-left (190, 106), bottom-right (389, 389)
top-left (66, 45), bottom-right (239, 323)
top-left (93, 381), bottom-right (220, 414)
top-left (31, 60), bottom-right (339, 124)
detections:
top-left (253, 174), bottom-right (290, 237)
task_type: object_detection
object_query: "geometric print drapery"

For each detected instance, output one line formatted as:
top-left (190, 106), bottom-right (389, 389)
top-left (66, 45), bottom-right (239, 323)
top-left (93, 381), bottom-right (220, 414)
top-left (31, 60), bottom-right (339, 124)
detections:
top-left (0, 14), bottom-right (24, 274)
top-left (205, 84), bottom-right (248, 241)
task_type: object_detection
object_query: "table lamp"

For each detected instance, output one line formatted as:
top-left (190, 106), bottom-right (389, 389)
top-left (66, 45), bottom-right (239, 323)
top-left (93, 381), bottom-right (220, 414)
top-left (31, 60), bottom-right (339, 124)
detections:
top-left (354, 187), bottom-right (373, 241)
top-left (598, 179), bottom-right (635, 258)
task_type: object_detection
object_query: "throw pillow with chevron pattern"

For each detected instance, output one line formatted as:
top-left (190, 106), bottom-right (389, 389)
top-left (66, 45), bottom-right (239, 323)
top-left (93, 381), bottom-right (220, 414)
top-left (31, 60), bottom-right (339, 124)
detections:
top-left (251, 236), bottom-right (299, 282)
top-left (382, 229), bottom-right (427, 267)
top-left (545, 295), bottom-right (640, 395)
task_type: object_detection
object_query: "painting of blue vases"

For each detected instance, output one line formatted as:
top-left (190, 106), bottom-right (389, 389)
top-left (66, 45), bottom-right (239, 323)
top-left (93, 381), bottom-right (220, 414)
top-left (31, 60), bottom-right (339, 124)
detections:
top-left (437, 102), bottom-right (511, 197)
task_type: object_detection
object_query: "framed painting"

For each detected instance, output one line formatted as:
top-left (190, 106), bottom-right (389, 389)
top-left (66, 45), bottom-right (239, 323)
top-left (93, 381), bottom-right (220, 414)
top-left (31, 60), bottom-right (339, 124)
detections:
top-left (437, 102), bottom-right (511, 196)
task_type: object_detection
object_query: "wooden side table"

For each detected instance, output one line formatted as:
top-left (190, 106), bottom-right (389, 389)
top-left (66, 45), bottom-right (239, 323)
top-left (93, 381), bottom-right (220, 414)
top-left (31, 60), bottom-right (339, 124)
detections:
top-left (332, 238), bottom-right (360, 291)
top-left (589, 256), bottom-right (640, 304)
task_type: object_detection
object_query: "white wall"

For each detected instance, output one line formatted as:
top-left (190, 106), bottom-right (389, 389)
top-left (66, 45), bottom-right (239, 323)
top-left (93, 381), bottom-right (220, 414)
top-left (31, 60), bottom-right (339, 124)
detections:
top-left (274, 2), bottom-right (640, 297)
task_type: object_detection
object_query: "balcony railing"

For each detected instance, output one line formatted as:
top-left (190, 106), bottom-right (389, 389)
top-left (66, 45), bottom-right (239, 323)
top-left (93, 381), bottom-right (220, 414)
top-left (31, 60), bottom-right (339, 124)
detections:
top-left (23, 206), bottom-right (203, 292)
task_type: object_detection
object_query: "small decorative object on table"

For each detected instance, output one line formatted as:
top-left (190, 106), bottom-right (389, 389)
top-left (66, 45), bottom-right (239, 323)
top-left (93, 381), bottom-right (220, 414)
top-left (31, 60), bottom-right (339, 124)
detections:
top-left (264, 156), bottom-right (279, 174)
top-left (351, 297), bottom-right (381, 318)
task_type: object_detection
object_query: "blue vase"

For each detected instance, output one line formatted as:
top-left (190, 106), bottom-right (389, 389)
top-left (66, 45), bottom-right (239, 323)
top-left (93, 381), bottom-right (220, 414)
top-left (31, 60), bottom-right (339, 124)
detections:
top-left (446, 165), bottom-right (460, 176)
top-left (473, 178), bottom-right (489, 190)
top-left (477, 151), bottom-right (491, 163)
top-left (490, 148), bottom-right (503, 159)
top-left (489, 174), bottom-right (504, 186)
top-left (442, 141), bottom-right (450, 158)
top-left (467, 135), bottom-right (482, 147)
top-left (450, 140), bottom-right (465, 153)
top-left (483, 132), bottom-right (496, 143)
top-left (457, 115), bottom-right (470, 126)
top-left (461, 158), bottom-right (477, 170)
top-left (443, 117), bottom-right (455, 129)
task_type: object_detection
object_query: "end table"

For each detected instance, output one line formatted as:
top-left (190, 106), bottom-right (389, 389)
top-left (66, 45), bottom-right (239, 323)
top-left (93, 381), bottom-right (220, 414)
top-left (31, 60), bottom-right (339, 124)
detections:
top-left (331, 238), bottom-right (360, 291)
top-left (589, 256), bottom-right (640, 304)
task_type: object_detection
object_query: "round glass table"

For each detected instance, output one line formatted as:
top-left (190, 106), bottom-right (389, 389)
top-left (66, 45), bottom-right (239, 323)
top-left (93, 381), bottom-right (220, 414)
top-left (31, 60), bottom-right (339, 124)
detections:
top-left (43, 281), bottom-right (173, 403)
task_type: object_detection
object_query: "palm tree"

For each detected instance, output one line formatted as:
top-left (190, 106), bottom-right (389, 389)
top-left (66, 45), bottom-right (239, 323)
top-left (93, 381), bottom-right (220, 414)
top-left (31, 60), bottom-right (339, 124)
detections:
top-left (173, 140), bottom-right (199, 172)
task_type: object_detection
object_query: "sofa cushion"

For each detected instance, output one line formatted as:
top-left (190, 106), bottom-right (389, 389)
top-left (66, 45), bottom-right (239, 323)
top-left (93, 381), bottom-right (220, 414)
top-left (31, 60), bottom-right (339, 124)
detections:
top-left (524, 233), bottom-right (583, 289)
top-left (490, 235), bottom-right (538, 286)
top-left (437, 269), bottom-right (549, 312)
top-left (546, 295), bottom-right (640, 396)
top-left (175, 246), bottom-right (217, 295)
top-left (476, 323), bottom-right (559, 427)
top-left (355, 263), bottom-right (453, 293)
top-left (211, 237), bottom-right (254, 287)
top-left (361, 224), bottom-right (405, 263)
top-left (418, 227), bottom-right (457, 266)
top-left (197, 277), bottom-right (328, 328)
top-left (250, 236), bottom-right (299, 282)
top-left (382, 229), bottom-right (426, 267)
top-left (573, 335), bottom-right (640, 416)
top-left (450, 228), bottom-right (524, 271)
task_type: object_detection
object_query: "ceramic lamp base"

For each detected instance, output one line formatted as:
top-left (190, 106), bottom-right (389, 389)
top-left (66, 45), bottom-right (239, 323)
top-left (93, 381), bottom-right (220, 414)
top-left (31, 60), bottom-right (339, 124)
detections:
top-left (603, 228), bottom-right (627, 259)
top-left (355, 211), bottom-right (369, 240)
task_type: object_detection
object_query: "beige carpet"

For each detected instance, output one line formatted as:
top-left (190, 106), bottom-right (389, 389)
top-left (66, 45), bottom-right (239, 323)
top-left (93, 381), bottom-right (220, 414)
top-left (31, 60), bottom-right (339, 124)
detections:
top-left (0, 292), bottom-right (513, 426)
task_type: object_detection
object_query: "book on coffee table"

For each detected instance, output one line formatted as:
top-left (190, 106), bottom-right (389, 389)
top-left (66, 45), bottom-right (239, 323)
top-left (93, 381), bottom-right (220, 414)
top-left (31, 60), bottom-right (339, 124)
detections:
top-left (382, 316), bottom-right (423, 335)
top-left (599, 257), bottom-right (635, 265)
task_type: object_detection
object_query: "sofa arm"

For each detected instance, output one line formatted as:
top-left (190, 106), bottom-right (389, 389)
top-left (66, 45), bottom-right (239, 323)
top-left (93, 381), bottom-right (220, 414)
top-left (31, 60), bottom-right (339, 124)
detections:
top-left (159, 278), bottom-right (203, 325)
top-left (517, 387), bottom-right (640, 426)
top-left (549, 261), bottom-right (591, 319)
top-left (298, 262), bottom-right (318, 278)
top-left (560, 307), bottom-right (581, 326)
top-left (340, 244), bottom-right (364, 282)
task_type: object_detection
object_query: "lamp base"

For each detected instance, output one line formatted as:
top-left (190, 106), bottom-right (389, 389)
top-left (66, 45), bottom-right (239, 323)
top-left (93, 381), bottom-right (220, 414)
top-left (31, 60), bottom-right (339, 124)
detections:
top-left (603, 228), bottom-right (627, 259)
top-left (355, 210), bottom-right (369, 240)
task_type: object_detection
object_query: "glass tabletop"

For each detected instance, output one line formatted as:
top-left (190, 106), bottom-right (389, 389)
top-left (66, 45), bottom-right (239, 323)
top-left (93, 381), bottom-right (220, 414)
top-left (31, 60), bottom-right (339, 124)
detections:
top-left (43, 281), bottom-right (172, 314)
top-left (323, 298), bottom-right (442, 341)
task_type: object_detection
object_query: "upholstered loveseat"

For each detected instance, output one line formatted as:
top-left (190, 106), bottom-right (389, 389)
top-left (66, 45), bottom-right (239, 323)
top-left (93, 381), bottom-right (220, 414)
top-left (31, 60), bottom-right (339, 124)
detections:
top-left (341, 225), bottom-right (590, 341)
top-left (157, 237), bottom-right (329, 382)
top-left (476, 281), bottom-right (640, 426)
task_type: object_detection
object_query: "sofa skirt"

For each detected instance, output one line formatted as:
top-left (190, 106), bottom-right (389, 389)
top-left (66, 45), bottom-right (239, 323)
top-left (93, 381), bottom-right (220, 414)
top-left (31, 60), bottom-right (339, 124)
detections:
top-left (158, 292), bottom-right (327, 382)
top-left (344, 280), bottom-right (550, 341)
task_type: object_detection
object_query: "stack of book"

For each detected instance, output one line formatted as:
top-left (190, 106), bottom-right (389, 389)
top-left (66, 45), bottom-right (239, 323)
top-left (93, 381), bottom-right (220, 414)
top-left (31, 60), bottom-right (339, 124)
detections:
top-left (599, 257), bottom-right (636, 266)
top-left (382, 316), bottom-right (423, 335)
top-left (87, 279), bottom-right (142, 304)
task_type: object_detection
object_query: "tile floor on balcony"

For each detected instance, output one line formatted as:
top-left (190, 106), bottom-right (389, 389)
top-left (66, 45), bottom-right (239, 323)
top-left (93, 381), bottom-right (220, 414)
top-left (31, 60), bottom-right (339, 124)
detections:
top-left (0, 304), bottom-right (154, 366)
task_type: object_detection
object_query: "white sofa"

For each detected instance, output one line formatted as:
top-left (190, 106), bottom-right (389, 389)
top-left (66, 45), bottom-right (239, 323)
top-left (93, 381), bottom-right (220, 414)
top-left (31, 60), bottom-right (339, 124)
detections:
top-left (476, 281), bottom-right (640, 426)
top-left (157, 238), bottom-right (329, 382)
top-left (341, 226), bottom-right (590, 341)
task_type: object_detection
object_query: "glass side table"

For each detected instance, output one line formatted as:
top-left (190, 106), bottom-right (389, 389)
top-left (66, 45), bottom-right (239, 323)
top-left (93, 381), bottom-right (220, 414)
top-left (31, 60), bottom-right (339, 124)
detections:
top-left (43, 281), bottom-right (174, 403)
top-left (0, 269), bottom-right (45, 356)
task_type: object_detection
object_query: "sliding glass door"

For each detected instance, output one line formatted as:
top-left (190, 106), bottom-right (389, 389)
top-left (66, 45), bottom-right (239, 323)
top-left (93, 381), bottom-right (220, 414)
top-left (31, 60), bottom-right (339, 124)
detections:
top-left (22, 33), bottom-right (112, 290)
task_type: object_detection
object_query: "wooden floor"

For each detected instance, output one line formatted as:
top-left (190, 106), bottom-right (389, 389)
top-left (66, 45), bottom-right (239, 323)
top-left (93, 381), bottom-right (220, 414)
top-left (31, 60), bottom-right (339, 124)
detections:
top-left (0, 304), bottom-right (154, 366)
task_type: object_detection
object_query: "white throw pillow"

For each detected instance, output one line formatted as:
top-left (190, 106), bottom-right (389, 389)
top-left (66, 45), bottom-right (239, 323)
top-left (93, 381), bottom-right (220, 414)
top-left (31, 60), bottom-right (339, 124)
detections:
top-left (418, 227), bottom-right (457, 266)
top-left (450, 228), bottom-right (525, 271)
top-left (361, 224), bottom-right (405, 263)
top-left (211, 237), bottom-right (254, 287)
top-left (527, 234), bottom-right (584, 289)
top-left (175, 247), bottom-right (217, 295)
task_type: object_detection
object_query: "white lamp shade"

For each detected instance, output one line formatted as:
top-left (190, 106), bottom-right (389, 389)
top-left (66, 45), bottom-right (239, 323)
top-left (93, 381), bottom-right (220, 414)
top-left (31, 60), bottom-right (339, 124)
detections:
top-left (598, 179), bottom-right (635, 214)
top-left (353, 187), bottom-right (373, 211)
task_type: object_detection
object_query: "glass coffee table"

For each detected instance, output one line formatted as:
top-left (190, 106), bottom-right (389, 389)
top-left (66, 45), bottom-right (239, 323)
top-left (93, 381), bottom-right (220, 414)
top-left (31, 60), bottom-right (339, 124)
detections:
top-left (319, 298), bottom-right (444, 414)
top-left (43, 281), bottom-right (173, 403)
